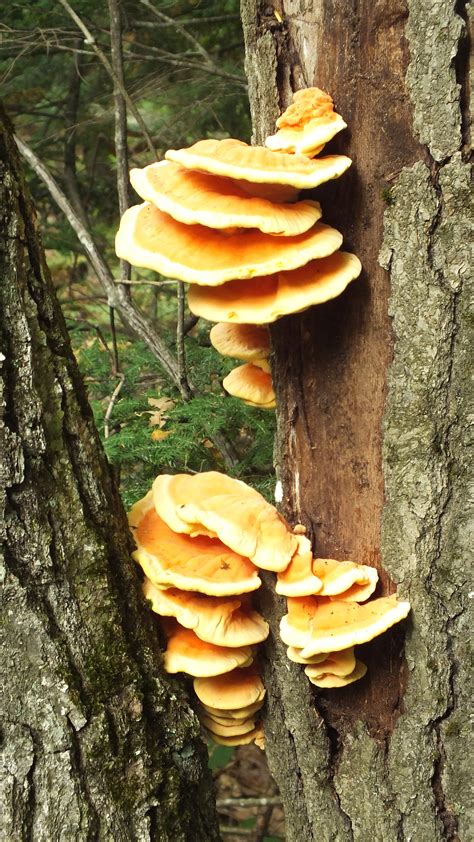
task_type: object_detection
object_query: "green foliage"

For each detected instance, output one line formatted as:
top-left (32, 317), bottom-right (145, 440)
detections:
top-left (70, 317), bottom-right (275, 511)
top-left (207, 742), bottom-right (234, 771)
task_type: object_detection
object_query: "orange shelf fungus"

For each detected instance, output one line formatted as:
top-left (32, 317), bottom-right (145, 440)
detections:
top-left (280, 594), bottom-right (411, 657)
top-left (305, 660), bottom-right (368, 689)
top-left (115, 202), bottom-right (342, 286)
top-left (166, 138), bottom-right (351, 193)
top-left (151, 471), bottom-right (297, 572)
top-left (142, 579), bottom-right (269, 647)
top-left (188, 252), bottom-right (362, 324)
top-left (130, 493), bottom-right (260, 596)
top-left (163, 623), bottom-right (254, 677)
top-left (128, 476), bottom-right (279, 749)
top-left (130, 161), bottom-right (322, 236)
top-left (118, 89), bottom-right (413, 741)
top-left (209, 323), bottom-right (271, 363)
top-left (222, 362), bottom-right (276, 409)
top-left (266, 87), bottom-right (347, 157)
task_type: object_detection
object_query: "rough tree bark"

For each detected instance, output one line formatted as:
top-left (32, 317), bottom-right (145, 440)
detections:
top-left (0, 106), bottom-right (220, 841)
top-left (241, 2), bottom-right (471, 840)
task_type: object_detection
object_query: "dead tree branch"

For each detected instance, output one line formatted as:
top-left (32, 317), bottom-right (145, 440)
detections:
top-left (15, 134), bottom-right (188, 395)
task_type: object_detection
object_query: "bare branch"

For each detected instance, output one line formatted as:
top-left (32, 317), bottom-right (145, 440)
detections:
top-left (15, 134), bottom-right (188, 395)
top-left (107, 0), bottom-right (131, 285)
top-left (216, 797), bottom-right (282, 809)
top-left (57, 0), bottom-right (157, 158)
top-left (104, 372), bottom-right (125, 439)
top-left (140, 0), bottom-right (215, 64)
top-left (176, 280), bottom-right (191, 399)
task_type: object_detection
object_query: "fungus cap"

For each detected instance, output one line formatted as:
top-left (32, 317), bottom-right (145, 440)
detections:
top-left (312, 558), bottom-right (379, 601)
top-left (115, 202), bottom-right (343, 286)
top-left (188, 251), bottom-right (362, 324)
top-left (152, 472), bottom-right (297, 572)
top-left (280, 594), bottom-right (411, 656)
top-left (143, 579), bottom-right (269, 647)
top-left (200, 699), bottom-right (264, 720)
top-left (286, 646), bottom-right (327, 665)
top-left (199, 715), bottom-right (257, 737)
top-left (266, 87), bottom-right (347, 157)
top-left (209, 323), bottom-right (270, 362)
top-left (276, 535), bottom-right (323, 596)
top-left (130, 493), bottom-right (261, 596)
top-left (206, 723), bottom-right (265, 747)
top-left (194, 667), bottom-right (265, 710)
top-left (223, 363), bottom-right (275, 408)
top-left (130, 161), bottom-right (322, 236)
top-left (303, 647), bottom-right (356, 678)
top-left (305, 660), bottom-right (367, 688)
top-left (166, 138), bottom-right (351, 190)
top-left (163, 624), bottom-right (253, 677)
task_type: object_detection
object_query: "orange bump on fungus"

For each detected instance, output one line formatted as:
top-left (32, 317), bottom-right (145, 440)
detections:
top-left (312, 558), bottom-right (379, 602)
top-left (152, 472), bottom-right (298, 572)
top-left (266, 87), bottom-right (347, 157)
top-left (115, 202), bottom-right (343, 286)
top-left (276, 535), bottom-right (323, 597)
top-left (193, 667), bottom-right (266, 710)
top-left (130, 161), bottom-right (322, 236)
top-left (209, 323), bottom-right (271, 362)
top-left (163, 624), bottom-right (254, 677)
top-left (280, 594), bottom-right (411, 657)
top-left (305, 660), bottom-right (368, 688)
top-left (142, 579), bottom-right (269, 647)
top-left (166, 138), bottom-right (351, 192)
top-left (223, 363), bottom-right (276, 409)
top-left (129, 493), bottom-right (261, 596)
top-left (188, 251), bottom-right (362, 324)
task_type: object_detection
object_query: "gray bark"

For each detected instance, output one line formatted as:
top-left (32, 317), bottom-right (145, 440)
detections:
top-left (0, 105), bottom-right (220, 841)
top-left (241, 1), bottom-right (471, 840)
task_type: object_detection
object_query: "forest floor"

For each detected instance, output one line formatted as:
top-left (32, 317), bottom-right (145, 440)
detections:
top-left (214, 746), bottom-right (285, 840)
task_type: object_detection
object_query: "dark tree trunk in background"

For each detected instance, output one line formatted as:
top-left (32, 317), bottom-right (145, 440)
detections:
top-left (0, 105), bottom-right (220, 841)
top-left (241, 2), bottom-right (471, 840)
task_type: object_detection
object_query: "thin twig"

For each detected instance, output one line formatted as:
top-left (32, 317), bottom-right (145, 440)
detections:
top-left (176, 281), bottom-right (191, 399)
top-left (216, 797), bottom-right (283, 809)
top-left (109, 306), bottom-right (120, 376)
top-left (104, 373), bottom-right (125, 438)
top-left (107, 0), bottom-right (131, 300)
top-left (57, 0), bottom-right (157, 158)
top-left (219, 828), bottom-right (253, 837)
top-left (113, 278), bottom-right (176, 288)
top-left (140, 0), bottom-right (214, 64)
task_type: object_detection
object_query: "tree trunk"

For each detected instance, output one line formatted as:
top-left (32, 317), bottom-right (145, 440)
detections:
top-left (241, 2), bottom-right (471, 840)
top-left (0, 105), bottom-right (220, 841)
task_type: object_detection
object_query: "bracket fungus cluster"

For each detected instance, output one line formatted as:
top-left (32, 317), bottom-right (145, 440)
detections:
top-left (117, 87), bottom-right (411, 749)
top-left (115, 88), bottom-right (362, 407)
top-left (128, 471), bottom-right (410, 746)
top-left (129, 471), bottom-right (300, 747)
top-left (276, 532), bottom-right (410, 687)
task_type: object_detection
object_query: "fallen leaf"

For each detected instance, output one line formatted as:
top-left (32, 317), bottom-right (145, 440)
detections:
top-left (151, 429), bottom-right (171, 442)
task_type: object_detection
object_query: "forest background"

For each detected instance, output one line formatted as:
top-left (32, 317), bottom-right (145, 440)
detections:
top-left (1, 0), bottom-right (276, 511)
